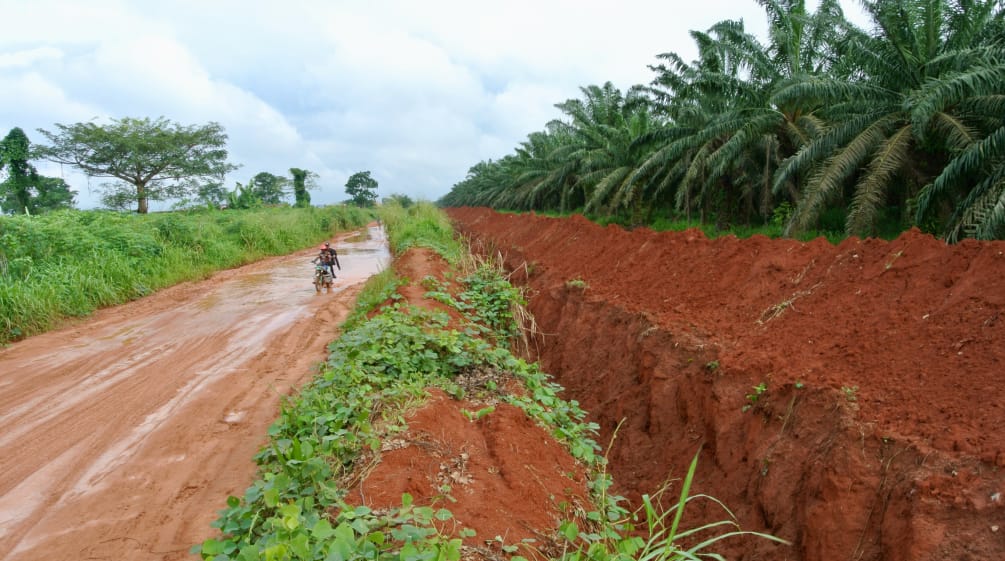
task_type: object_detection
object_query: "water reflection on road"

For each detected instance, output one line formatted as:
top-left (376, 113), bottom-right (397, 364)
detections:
top-left (0, 224), bottom-right (390, 560)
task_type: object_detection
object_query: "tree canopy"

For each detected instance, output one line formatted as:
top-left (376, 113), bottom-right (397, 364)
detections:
top-left (0, 127), bottom-right (76, 214)
top-left (246, 172), bottom-right (290, 205)
top-left (223, 169), bottom-right (318, 209)
top-left (289, 168), bottom-right (317, 208)
top-left (345, 171), bottom-right (378, 207)
top-left (440, 0), bottom-right (1005, 242)
top-left (36, 117), bottom-right (238, 214)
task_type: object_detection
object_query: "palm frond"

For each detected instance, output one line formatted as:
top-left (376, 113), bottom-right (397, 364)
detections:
top-left (927, 111), bottom-right (977, 151)
top-left (909, 61), bottom-right (1005, 140)
top-left (789, 114), bottom-right (900, 232)
top-left (771, 77), bottom-right (889, 109)
top-left (946, 166), bottom-right (1005, 241)
top-left (772, 111), bottom-right (886, 195)
top-left (846, 124), bottom-right (913, 235)
top-left (916, 124), bottom-right (1005, 220)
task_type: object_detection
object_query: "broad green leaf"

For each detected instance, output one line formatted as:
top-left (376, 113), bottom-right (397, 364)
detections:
top-left (312, 518), bottom-right (335, 540)
top-left (201, 538), bottom-right (225, 555)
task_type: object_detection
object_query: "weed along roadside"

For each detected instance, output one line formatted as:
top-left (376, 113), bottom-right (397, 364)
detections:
top-left (197, 203), bottom-right (783, 561)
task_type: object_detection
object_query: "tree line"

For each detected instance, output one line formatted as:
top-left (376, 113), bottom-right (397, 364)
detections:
top-left (1, 117), bottom-right (382, 214)
top-left (440, 0), bottom-right (1005, 242)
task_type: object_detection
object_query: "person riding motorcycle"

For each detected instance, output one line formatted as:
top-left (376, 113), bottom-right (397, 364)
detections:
top-left (313, 242), bottom-right (340, 279)
top-left (322, 242), bottom-right (341, 276)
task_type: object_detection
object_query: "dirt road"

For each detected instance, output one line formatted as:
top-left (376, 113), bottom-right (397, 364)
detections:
top-left (0, 224), bottom-right (389, 561)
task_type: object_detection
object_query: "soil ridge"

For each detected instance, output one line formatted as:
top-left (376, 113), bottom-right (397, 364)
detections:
top-left (447, 207), bottom-right (1005, 561)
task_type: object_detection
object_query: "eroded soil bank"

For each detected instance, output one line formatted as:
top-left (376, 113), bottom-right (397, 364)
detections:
top-left (447, 207), bottom-right (1005, 561)
top-left (342, 248), bottom-right (592, 552)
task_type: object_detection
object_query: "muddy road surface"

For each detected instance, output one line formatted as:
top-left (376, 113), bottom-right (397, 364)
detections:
top-left (0, 224), bottom-right (390, 561)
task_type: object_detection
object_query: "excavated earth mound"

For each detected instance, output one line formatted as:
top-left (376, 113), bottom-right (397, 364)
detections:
top-left (348, 248), bottom-right (590, 556)
top-left (446, 207), bottom-right (1005, 561)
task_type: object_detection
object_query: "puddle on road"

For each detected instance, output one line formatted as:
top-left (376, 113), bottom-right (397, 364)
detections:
top-left (196, 293), bottom-right (222, 310)
top-left (0, 225), bottom-right (391, 376)
top-left (0, 225), bottom-right (392, 556)
top-left (237, 273), bottom-right (272, 288)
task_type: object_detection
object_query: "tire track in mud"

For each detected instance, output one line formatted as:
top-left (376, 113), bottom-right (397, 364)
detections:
top-left (0, 225), bottom-right (389, 561)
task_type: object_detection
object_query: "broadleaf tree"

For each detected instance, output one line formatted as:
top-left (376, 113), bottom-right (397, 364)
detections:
top-left (247, 172), bottom-right (290, 205)
top-left (0, 127), bottom-right (76, 214)
top-left (36, 117), bottom-right (238, 213)
top-left (195, 181), bottom-right (228, 208)
top-left (289, 167), bottom-right (318, 208)
top-left (345, 170), bottom-right (378, 207)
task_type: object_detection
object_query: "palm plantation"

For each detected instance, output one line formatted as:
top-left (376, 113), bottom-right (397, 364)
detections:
top-left (440, 0), bottom-right (1005, 242)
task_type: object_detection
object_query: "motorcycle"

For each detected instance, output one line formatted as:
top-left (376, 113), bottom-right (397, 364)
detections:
top-left (313, 263), bottom-right (334, 293)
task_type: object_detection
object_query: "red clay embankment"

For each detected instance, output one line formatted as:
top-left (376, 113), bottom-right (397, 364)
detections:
top-left (448, 207), bottom-right (1005, 561)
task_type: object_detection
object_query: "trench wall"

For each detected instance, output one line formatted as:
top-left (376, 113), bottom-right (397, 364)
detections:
top-left (449, 207), bottom-right (1005, 561)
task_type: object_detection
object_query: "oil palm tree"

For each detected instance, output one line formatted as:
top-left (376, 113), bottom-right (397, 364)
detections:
top-left (774, 0), bottom-right (1004, 237)
top-left (634, 22), bottom-right (755, 224)
top-left (635, 1), bottom-right (850, 227)
top-left (503, 123), bottom-right (581, 212)
top-left (912, 3), bottom-right (1005, 240)
top-left (496, 82), bottom-right (659, 219)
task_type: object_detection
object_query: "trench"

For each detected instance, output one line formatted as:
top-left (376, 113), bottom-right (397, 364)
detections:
top-left (449, 208), bottom-right (1005, 561)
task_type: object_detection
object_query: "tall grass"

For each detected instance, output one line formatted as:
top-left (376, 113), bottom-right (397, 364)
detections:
top-left (379, 201), bottom-right (464, 263)
top-left (0, 206), bottom-right (372, 344)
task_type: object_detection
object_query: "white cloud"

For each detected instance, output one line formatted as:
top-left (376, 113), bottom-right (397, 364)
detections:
top-left (0, 47), bottom-right (63, 70)
top-left (0, 0), bottom-right (872, 209)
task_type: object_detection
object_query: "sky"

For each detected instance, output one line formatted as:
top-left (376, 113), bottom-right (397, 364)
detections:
top-left (0, 0), bottom-right (872, 210)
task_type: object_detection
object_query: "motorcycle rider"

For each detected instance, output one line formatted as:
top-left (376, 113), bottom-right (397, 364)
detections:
top-left (322, 241), bottom-right (341, 277)
top-left (312, 246), bottom-right (335, 280)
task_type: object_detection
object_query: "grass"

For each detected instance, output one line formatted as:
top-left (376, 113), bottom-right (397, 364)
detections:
top-left (552, 449), bottom-right (787, 561)
top-left (379, 201), bottom-right (464, 263)
top-left (496, 208), bottom-right (847, 244)
top-left (0, 205), bottom-right (373, 344)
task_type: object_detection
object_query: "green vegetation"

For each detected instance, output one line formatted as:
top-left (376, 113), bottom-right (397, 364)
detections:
top-left (197, 203), bottom-right (782, 561)
top-left (743, 382), bottom-right (768, 412)
top-left (440, 0), bottom-right (1005, 242)
top-left (380, 201), bottom-right (464, 263)
top-left (0, 127), bottom-right (76, 215)
top-left (345, 171), bottom-right (379, 208)
top-left (555, 449), bottom-right (786, 561)
top-left (36, 117), bottom-right (239, 214)
top-left (382, 193), bottom-right (415, 208)
top-left (290, 168), bottom-right (316, 208)
top-left (224, 169), bottom-right (320, 210)
top-left (841, 385), bottom-right (859, 402)
top-left (0, 205), bottom-right (371, 344)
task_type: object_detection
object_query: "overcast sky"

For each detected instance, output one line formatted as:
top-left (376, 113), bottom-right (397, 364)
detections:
top-left (1, 0), bottom-right (872, 210)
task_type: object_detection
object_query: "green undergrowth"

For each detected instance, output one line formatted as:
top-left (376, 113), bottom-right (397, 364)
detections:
top-left (0, 205), bottom-right (371, 344)
top-left (380, 201), bottom-right (464, 263)
top-left (197, 275), bottom-right (607, 560)
top-left (496, 208), bottom-right (847, 244)
top-left (197, 202), bottom-right (783, 561)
